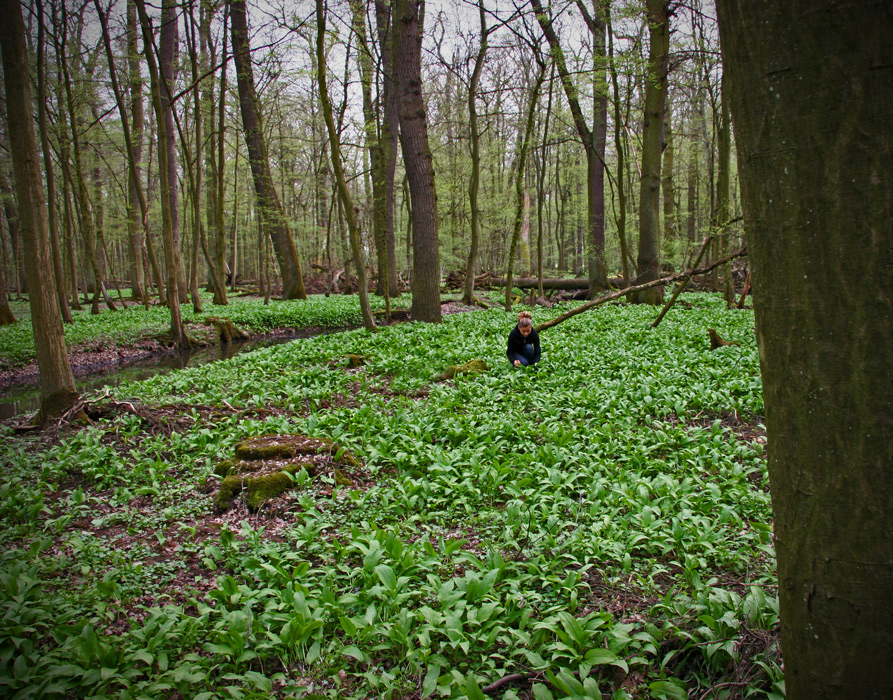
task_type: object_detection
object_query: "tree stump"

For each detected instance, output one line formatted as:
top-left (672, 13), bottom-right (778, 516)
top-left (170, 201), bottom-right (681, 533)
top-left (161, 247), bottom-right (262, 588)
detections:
top-left (214, 434), bottom-right (362, 511)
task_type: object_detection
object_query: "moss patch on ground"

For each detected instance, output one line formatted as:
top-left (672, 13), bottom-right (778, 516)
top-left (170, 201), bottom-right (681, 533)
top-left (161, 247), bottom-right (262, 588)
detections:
top-left (214, 434), bottom-right (363, 511)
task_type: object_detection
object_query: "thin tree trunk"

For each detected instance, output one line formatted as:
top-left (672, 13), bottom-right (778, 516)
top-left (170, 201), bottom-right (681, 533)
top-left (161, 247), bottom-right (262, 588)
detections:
top-left (607, 7), bottom-right (630, 285)
top-left (374, 0), bottom-right (400, 296)
top-left (350, 0), bottom-right (389, 319)
top-left (328, 0), bottom-right (374, 328)
top-left (504, 64), bottom-right (546, 311)
top-left (54, 4), bottom-right (106, 316)
top-left (462, 0), bottom-right (487, 306)
top-left (36, 2), bottom-right (72, 322)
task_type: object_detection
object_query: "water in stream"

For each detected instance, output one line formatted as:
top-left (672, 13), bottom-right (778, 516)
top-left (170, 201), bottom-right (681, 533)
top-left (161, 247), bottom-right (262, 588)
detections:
top-left (0, 329), bottom-right (345, 420)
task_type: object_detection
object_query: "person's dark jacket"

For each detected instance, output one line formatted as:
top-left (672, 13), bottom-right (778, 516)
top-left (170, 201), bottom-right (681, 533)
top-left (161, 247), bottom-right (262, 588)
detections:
top-left (506, 325), bottom-right (541, 363)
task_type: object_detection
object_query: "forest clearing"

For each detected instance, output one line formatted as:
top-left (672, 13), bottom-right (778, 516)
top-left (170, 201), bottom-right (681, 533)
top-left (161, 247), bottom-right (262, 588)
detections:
top-left (0, 291), bottom-right (783, 699)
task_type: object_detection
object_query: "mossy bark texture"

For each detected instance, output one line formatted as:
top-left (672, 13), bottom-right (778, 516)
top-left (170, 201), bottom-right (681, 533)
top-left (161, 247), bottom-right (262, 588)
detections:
top-left (716, 1), bottom-right (893, 696)
top-left (214, 434), bottom-right (362, 511)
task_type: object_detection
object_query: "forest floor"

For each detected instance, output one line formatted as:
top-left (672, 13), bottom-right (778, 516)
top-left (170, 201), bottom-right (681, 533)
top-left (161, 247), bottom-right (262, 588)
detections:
top-left (0, 292), bottom-right (782, 700)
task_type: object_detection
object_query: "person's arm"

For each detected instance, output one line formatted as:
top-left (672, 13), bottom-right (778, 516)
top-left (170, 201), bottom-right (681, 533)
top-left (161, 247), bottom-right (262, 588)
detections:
top-left (507, 327), bottom-right (519, 358)
top-left (532, 330), bottom-right (541, 364)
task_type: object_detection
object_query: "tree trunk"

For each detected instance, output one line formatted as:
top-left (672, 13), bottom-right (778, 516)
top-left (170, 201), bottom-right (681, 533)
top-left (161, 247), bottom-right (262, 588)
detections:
top-left (135, 0), bottom-right (190, 347)
top-left (124, 0), bottom-right (146, 303)
top-left (607, 7), bottom-right (630, 285)
top-left (716, 73), bottom-right (735, 307)
top-left (199, 1), bottom-right (227, 305)
top-left (0, 224), bottom-right (16, 324)
top-left (716, 1), bottom-right (893, 697)
top-left (0, 0), bottom-right (77, 418)
top-left (393, 0), bottom-right (441, 323)
top-left (320, 0), bottom-right (374, 329)
top-left (159, 0), bottom-right (188, 305)
top-left (504, 64), bottom-right (546, 312)
top-left (350, 0), bottom-right (389, 318)
top-left (229, 0), bottom-right (306, 300)
top-left (36, 2), bottom-right (72, 323)
top-left (533, 0), bottom-right (609, 292)
top-left (55, 3), bottom-right (106, 316)
top-left (632, 0), bottom-right (669, 305)
top-left (462, 0), bottom-right (487, 306)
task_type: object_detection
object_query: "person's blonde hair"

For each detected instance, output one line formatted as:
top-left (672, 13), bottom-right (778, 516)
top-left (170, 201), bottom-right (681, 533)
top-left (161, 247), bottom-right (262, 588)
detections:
top-left (518, 311), bottom-right (533, 328)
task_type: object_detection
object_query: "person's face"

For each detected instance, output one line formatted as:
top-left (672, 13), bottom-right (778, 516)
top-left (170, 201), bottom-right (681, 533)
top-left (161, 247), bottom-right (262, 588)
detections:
top-left (519, 325), bottom-right (532, 337)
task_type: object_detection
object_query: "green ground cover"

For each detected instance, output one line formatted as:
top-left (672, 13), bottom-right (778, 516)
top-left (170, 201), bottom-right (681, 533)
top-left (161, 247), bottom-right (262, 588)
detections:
top-left (0, 294), bottom-right (782, 700)
top-left (0, 293), bottom-right (415, 369)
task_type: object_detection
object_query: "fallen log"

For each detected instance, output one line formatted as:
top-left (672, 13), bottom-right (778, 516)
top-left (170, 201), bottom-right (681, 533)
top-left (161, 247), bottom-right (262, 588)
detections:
top-left (489, 276), bottom-right (627, 290)
top-left (535, 247), bottom-right (748, 333)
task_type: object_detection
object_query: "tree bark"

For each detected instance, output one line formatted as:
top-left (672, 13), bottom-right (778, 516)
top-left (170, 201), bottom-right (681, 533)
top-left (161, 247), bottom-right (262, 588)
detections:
top-left (229, 0), bottom-right (306, 300)
top-left (632, 0), bottom-right (670, 305)
top-left (532, 0), bottom-right (609, 292)
top-left (0, 0), bottom-right (77, 417)
top-left (462, 0), bottom-right (487, 306)
top-left (319, 0), bottom-right (375, 330)
top-left (393, 0), bottom-right (441, 322)
top-left (135, 0), bottom-right (190, 347)
top-left (716, 1), bottom-right (893, 697)
top-left (36, 2), bottom-right (72, 323)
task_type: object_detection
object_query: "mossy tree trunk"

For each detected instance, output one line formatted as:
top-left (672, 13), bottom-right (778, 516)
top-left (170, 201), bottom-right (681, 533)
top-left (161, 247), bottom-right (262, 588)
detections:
top-left (0, 0), bottom-right (77, 417)
top-left (716, 1), bottom-right (893, 696)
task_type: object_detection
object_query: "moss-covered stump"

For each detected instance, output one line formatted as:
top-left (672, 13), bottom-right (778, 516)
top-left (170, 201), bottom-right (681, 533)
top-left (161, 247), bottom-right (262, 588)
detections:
top-left (214, 434), bottom-right (362, 511)
top-left (206, 316), bottom-right (250, 343)
top-left (345, 354), bottom-right (368, 368)
top-left (438, 359), bottom-right (490, 381)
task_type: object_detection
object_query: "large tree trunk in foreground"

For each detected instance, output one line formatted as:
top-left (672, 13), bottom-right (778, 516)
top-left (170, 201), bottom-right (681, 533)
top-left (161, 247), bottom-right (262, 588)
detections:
top-left (394, 0), bottom-right (441, 323)
top-left (0, 0), bottom-right (77, 418)
top-left (716, 1), bottom-right (893, 697)
top-left (230, 0), bottom-right (306, 300)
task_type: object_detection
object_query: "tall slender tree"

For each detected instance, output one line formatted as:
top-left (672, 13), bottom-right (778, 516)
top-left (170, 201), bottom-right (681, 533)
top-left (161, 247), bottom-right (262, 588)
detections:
top-left (135, 0), bottom-right (191, 347)
top-left (632, 0), bottom-right (670, 304)
top-left (36, 1), bottom-right (72, 323)
top-left (318, 0), bottom-right (375, 330)
top-left (531, 0), bottom-right (609, 292)
top-left (230, 0), bottom-right (306, 300)
top-left (0, 0), bottom-right (77, 419)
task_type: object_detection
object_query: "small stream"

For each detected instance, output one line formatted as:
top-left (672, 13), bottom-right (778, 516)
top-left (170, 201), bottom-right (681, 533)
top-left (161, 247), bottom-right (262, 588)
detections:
top-left (0, 328), bottom-right (347, 420)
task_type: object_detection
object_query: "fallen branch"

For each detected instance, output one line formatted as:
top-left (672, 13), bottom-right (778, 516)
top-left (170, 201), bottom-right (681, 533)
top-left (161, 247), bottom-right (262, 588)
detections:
top-left (535, 246), bottom-right (748, 333)
top-left (651, 232), bottom-right (716, 328)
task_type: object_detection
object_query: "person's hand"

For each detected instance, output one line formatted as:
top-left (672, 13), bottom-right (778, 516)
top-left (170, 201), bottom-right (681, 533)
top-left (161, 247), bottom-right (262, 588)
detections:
top-left (514, 359), bottom-right (521, 366)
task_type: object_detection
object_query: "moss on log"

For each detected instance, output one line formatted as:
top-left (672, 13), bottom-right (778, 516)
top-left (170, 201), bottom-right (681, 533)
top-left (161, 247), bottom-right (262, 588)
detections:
top-left (214, 434), bottom-right (362, 511)
top-left (438, 359), bottom-right (490, 380)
